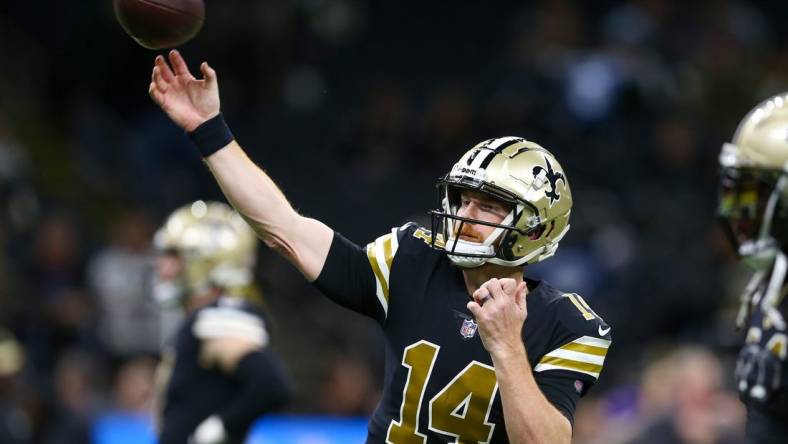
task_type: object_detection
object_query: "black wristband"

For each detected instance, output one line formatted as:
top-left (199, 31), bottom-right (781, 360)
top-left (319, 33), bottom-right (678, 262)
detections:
top-left (187, 113), bottom-right (234, 157)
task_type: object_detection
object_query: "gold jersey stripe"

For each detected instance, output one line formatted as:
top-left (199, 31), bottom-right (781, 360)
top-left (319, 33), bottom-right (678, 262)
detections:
top-left (544, 348), bottom-right (605, 366)
top-left (560, 342), bottom-right (608, 357)
top-left (566, 294), bottom-right (595, 320)
top-left (538, 356), bottom-right (603, 374)
top-left (533, 363), bottom-right (599, 379)
top-left (366, 230), bottom-right (404, 317)
top-left (366, 242), bottom-right (389, 302)
top-left (381, 235), bottom-right (395, 272)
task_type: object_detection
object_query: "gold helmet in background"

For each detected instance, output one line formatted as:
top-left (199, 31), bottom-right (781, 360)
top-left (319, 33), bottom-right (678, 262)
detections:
top-left (718, 92), bottom-right (788, 270)
top-left (0, 328), bottom-right (23, 377)
top-left (153, 201), bottom-right (258, 304)
top-left (431, 137), bottom-right (573, 268)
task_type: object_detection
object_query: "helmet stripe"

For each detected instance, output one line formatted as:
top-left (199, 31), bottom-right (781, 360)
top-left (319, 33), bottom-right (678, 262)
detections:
top-left (478, 138), bottom-right (523, 169)
top-left (466, 149), bottom-right (480, 166)
top-left (469, 149), bottom-right (494, 169)
top-left (466, 139), bottom-right (496, 165)
top-left (487, 136), bottom-right (522, 151)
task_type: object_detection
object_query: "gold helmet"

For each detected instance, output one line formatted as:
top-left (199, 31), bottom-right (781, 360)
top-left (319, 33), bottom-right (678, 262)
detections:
top-left (0, 328), bottom-right (24, 377)
top-left (718, 92), bottom-right (788, 270)
top-left (153, 201), bottom-right (258, 303)
top-left (430, 137), bottom-right (573, 268)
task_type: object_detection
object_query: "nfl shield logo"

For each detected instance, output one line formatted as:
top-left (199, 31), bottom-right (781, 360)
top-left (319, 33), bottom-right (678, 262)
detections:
top-left (460, 319), bottom-right (478, 339)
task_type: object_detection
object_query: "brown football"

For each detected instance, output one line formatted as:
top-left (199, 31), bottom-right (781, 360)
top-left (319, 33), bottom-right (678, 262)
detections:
top-left (114, 0), bottom-right (205, 50)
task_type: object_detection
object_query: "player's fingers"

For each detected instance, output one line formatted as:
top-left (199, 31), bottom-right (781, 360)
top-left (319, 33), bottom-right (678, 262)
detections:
top-left (473, 287), bottom-right (491, 305)
top-left (499, 278), bottom-right (518, 295)
top-left (148, 83), bottom-right (163, 105)
top-left (467, 301), bottom-right (483, 318)
top-left (152, 67), bottom-right (168, 93)
top-left (169, 49), bottom-right (193, 78)
top-left (156, 54), bottom-right (175, 83)
top-left (487, 278), bottom-right (507, 301)
top-left (515, 282), bottom-right (528, 309)
top-left (152, 66), bottom-right (162, 85)
top-left (200, 62), bottom-right (217, 87)
top-left (155, 55), bottom-right (175, 83)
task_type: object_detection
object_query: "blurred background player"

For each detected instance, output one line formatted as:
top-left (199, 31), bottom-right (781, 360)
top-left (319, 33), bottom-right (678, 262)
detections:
top-left (151, 200), bottom-right (292, 444)
top-left (718, 92), bottom-right (788, 443)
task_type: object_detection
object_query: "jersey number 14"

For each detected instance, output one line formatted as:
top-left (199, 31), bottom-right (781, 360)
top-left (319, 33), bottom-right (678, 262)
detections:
top-left (387, 340), bottom-right (498, 443)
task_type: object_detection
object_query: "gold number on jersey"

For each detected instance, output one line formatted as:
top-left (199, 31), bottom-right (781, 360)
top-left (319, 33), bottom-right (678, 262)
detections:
top-left (412, 228), bottom-right (446, 248)
top-left (566, 293), bottom-right (597, 321)
top-left (387, 341), bottom-right (498, 444)
top-left (387, 341), bottom-right (439, 444)
top-left (428, 361), bottom-right (498, 442)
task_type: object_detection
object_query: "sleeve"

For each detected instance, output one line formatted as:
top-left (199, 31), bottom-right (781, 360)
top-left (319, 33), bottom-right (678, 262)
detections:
top-left (533, 293), bottom-right (612, 423)
top-left (313, 227), bottom-right (404, 323)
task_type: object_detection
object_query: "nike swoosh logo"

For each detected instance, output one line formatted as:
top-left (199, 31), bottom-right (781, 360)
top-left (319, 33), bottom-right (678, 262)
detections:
top-left (598, 325), bottom-right (611, 336)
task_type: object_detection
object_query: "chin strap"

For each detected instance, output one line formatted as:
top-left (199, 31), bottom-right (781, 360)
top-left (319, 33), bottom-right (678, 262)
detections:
top-left (445, 240), bottom-right (493, 268)
top-left (445, 212), bottom-right (514, 268)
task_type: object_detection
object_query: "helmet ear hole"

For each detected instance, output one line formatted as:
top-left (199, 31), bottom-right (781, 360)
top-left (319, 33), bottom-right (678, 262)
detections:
top-left (527, 224), bottom-right (547, 240)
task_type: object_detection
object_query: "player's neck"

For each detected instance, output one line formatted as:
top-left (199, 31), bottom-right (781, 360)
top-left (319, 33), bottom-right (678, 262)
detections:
top-left (461, 263), bottom-right (524, 297)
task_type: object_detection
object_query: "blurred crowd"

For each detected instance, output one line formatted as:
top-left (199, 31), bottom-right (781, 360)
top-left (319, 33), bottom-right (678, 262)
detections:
top-left (0, 0), bottom-right (787, 442)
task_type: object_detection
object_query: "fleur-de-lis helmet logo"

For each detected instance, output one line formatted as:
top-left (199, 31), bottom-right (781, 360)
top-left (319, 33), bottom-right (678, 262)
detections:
top-left (532, 157), bottom-right (565, 205)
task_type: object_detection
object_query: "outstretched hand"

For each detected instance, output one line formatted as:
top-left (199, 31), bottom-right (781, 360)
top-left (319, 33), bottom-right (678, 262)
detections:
top-left (467, 278), bottom-right (528, 359)
top-left (149, 50), bottom-right (220, 132)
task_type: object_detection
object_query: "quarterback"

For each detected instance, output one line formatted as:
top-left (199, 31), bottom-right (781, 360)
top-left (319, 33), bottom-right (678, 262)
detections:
top-left (718, 93), bottom-right (788, 443)
top-left (148, 49), bottom-right (611, 443)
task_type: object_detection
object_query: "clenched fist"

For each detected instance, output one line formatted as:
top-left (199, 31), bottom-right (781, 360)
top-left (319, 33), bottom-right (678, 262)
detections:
top-left (467, 278), bottom-right (528, 358)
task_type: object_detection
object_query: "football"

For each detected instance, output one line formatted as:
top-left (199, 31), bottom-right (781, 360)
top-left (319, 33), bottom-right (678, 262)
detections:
top-left (114, 0), bottom-right (205, 50)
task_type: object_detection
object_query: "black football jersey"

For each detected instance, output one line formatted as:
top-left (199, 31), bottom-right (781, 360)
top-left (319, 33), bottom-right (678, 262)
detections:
top-left (736, 271), bottom-right (788, 442)
top-left (159, 297), bottom-right (270, 444)
top-left (315, 223), bottom-right (612, 443)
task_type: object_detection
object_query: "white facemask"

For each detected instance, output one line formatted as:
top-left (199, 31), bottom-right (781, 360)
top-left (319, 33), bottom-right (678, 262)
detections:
top-left (444, 212), bottom-right (514, 268)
